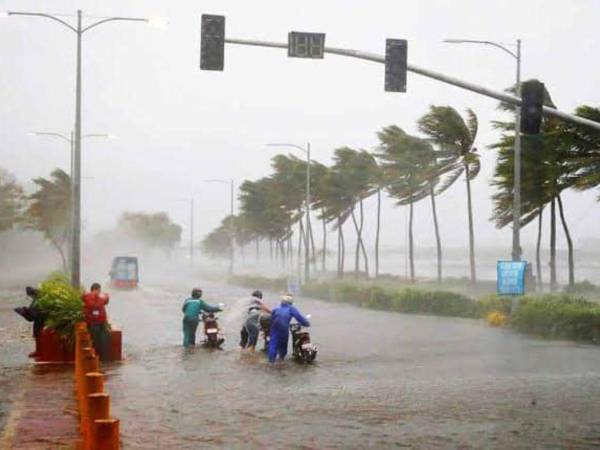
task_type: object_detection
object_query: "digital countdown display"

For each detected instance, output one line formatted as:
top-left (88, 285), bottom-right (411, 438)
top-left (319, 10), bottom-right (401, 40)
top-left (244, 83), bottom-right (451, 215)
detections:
top-left (288, 32), bottom-right (326, 59)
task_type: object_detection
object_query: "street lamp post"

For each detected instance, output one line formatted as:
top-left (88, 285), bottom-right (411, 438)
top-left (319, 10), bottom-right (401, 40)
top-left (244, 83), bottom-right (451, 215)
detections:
top-left (176, 197), bottom-right (195, 266)
top-left (266, 142), bottom-right (312, 283)
top-left (6, 9), bottom-right (152, 288)
top-left (32, 131), bottom-right (114, 269)
top-left (444, 38), bottom-right (522, 262)
top-left (205, 179), bottom-right (235, 275)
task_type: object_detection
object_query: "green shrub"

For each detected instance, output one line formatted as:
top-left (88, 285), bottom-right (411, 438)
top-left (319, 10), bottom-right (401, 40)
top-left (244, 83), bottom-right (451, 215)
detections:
top-left (36, 272), bottom-right (83, 340)
top-left (511, 294), bottom-right (600, 342)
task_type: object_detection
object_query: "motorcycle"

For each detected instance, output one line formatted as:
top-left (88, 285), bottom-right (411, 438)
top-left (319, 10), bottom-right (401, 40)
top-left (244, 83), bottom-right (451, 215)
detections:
top-left (290, 315), bottom-right (317, 363)
top-left (202, 304), bottom-right (226, 349)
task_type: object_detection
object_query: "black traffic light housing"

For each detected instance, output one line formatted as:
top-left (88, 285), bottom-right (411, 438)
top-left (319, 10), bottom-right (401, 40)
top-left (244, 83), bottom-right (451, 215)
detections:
top-left (200, 14), bottom-right (225, 71)
top-left (385, 39), bottom-right (407, 92)
top-left (520, 80), bottom-right (545, 134)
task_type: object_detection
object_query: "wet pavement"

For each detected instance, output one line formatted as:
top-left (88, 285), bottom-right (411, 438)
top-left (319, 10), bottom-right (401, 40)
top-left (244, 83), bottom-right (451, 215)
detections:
top-left (0, 291), bottom-right (78, 449)
top-left (99, 281), bottom-right (600, 449)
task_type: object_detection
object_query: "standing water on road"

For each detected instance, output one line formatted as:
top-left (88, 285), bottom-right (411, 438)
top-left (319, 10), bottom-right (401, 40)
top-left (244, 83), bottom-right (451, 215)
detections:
top-left (103, 281), bottom-right (600, 449)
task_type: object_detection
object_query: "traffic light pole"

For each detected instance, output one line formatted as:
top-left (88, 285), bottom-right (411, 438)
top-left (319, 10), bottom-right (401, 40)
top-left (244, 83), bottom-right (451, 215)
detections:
top-left (224, 37), bottom-right (600, 132)
top-left (513, 40), bottom-right (522, 262)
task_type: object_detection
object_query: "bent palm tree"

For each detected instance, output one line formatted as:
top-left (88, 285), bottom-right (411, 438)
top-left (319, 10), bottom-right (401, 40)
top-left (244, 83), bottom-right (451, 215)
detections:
top-left (418, 106), bottom-right (480, 283)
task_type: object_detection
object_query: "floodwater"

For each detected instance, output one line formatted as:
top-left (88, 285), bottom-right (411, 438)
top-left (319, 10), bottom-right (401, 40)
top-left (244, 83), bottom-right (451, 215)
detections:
top-left (101, 281), bottom-right (600, 449)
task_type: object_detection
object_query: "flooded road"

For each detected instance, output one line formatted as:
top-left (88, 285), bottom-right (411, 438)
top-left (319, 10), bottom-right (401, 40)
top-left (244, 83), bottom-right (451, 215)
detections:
top-left (100, 280), bottom-right (600, 449)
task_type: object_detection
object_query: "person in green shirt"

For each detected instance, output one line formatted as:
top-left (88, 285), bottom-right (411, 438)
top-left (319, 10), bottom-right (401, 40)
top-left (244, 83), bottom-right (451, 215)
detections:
top-left (181, 288), bottom-right (222, 347)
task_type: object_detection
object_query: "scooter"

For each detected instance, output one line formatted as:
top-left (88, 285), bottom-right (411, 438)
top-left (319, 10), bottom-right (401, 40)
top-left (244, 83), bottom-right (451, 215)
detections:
top-left (290, 315), bottom-right (317, 363)
top-left (202, 304), bottom-right (226, 349)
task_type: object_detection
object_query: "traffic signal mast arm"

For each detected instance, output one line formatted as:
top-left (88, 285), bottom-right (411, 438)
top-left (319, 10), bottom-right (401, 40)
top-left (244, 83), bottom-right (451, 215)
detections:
top-left (224, 37), bottom-right (600, 132)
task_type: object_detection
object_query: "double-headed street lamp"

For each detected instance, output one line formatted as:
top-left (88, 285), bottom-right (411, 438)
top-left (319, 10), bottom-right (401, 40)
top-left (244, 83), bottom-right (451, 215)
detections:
top-left (444, 38), bottom-right (522, 262)
top-left (266, 142), bottom-right (311, 283)
top-left (32, 131), bottom-right (115, 176)
top-left (4, 9), bottom-right (159, 287)
top-left (205, 179), bottom-right (235, 275)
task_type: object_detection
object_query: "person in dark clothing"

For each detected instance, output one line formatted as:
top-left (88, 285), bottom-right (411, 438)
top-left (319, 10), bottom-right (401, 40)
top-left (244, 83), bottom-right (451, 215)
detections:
top-left (81, 283), bottom-right (111, 361)
top-left (14, 286), bottom-right (45, 358)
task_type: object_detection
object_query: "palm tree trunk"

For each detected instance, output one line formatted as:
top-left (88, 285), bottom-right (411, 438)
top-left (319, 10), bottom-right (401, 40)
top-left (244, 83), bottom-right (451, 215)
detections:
top-left (340, 218), bottom-right (346, 277)
top-left (465, 165), bottom-right (476, 283)
top-left (375, 189), bottom-right (381, 278)
top-left (430, 186), bottom-right (442, 283)
top-left (51, 239), bottom-right (68, 272)
top-left (409, 198), bottom-right (415, 283)
top-left (337, 216), bottom-right (341, 277)
top-left (298, 221), bottom-right (305, 281)
top-left (359, 199), bottom-right (369, 279)
top-left (322, 213), bottom-right (327, 273)
top-left (536, 207), bottom-right (543, 291)
top-left (557, 193), bottom-right (575, 288)
top-left (255, 238), bottom-right (260, 262)
top-left (550, 197), bottom-right (558, 291)
top-left (308, 217), bottom-right (317, 270)
top-left (351, 207), bottom-right (360, 277)
top-left (269, 239), bottom-right (273, 262)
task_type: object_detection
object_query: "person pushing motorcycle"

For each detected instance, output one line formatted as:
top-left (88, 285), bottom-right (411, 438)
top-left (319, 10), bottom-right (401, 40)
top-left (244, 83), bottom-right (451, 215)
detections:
top-left (240, 290), bottom-right (271, 352)
top-left (181, 288), bottom-right (222, 347)
top-left (268, 293), bottom-right (310, 363)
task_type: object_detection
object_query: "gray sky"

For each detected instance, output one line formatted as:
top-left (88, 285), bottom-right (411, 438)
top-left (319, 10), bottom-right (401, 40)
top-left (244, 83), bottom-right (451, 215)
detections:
top-left (1, 0), bottom-right (599, 257)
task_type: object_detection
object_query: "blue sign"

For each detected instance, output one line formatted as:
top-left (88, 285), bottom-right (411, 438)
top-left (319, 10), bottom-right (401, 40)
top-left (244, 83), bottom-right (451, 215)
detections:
top-left (497, 260), bottom-right (527, 295)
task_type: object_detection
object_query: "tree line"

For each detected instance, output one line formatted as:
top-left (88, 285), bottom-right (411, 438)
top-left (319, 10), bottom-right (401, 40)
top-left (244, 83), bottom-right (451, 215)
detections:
top-left (203, 83), bottom-right (600, 289)
top-left (0, 167), bottom-right (182, 270)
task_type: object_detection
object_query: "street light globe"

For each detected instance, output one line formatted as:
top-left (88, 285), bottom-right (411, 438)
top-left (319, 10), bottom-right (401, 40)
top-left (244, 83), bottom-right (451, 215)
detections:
top-left (147, 17), bottom-right (168, 29)
top-left (106, 133), bottom-right (118, 140)
top-left (0, 11), bottom-right (9, 18)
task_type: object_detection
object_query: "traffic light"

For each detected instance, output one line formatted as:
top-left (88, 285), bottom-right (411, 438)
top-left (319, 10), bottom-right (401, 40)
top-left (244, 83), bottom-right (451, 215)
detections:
top-left (520, 80), bottom-right (545, 134)
top-left (200, 14), bottom-right (225, 71)
top-left (288, 32), bottom-right (326, 58)
top-left (385, 39), bottom-right (407, 92)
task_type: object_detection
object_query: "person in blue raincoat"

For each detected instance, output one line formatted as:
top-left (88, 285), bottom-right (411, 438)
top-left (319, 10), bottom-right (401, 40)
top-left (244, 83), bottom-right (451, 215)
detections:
top-left (181, 288), bottom-right (222, 347)
top-left (268, 293), bottom-right (310, 363)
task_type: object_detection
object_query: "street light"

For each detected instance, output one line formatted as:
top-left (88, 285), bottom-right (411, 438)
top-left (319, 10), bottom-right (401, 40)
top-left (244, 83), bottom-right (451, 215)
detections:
top-left (266, 142), bottom-right (312, 283)
top-left (205, 179), bottom-right (235, 275)
top-left (444, 38), bottom-right (522, 262)
top-left (31, 131), bottom-right (116, 177)
top-left (176, 197), bottom-right (195, 266)
top-left (5, 9), bottom-right (157, 287)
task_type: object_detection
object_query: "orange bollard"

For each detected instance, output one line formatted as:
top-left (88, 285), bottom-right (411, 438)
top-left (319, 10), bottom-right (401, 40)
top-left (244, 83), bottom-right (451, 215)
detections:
top-left (80, 372), bottom-right (108, 440)
top-left (79, 348), bottom-right (99, 416)
top-left (81, 373), bottom-right (105, 440)
top-left (85, 393), bottom-right (110, 450)
top-left (91, 419), bottom-right (119, 450)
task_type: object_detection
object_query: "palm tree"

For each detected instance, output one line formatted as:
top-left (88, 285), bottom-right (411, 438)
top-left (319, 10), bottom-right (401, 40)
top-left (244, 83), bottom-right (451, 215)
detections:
top-left (26, 168), bottom-right (72, 270)
top-left (376, 126), bottom-right (434, 283)
top-left (418, 106), bottom-right (480, 283)
top-left (491, 82), bottom-right (579, 289)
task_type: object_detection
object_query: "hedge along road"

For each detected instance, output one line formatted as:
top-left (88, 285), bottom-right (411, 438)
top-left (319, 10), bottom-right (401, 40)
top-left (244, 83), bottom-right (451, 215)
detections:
top-left (103, 280), bottom-right (600, 449)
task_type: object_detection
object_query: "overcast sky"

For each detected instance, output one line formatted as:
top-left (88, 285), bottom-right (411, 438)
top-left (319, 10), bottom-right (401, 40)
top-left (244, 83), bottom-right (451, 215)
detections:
top-left (1, 0), bottom-right (599, 258)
